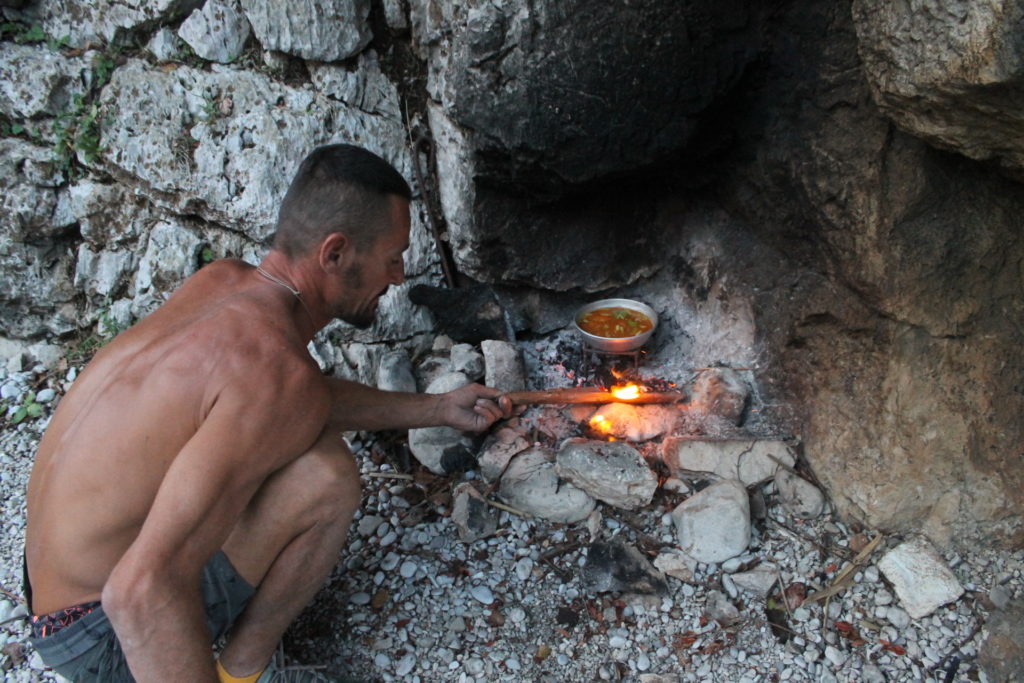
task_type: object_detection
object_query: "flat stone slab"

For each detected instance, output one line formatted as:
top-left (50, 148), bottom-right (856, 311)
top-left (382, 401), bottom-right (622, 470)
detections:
top-left (877, 536), bottom-right (965, 619)
top-left (671, 479), bottom-right (751, 564)
top-left (580, 537), bottom-right (668, 596)
top-left (555, 438), bottom-right (658, 510)
top-left (662, 437), bottom-right (795, 486)
top-left (498, 448), bottom-right (595, 523)
top-left (451, 483), bottom-right (498, 543)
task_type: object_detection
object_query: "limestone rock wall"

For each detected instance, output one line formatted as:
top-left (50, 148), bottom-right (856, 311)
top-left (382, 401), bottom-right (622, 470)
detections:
top-left (1, 0), bottom-right (1022, 548)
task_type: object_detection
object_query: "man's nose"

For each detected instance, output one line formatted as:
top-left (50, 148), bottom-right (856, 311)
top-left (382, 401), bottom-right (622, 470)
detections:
top-left (390, 263), bottom-right (405, 286)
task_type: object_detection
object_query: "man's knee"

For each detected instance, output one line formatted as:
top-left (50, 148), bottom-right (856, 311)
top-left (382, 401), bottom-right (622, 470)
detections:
top-left (294, 432), bottom-right (362, 523)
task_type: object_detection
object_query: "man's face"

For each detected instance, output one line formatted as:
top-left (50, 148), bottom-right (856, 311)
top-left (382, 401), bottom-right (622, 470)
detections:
top-left (335, 197), bottom-right (410, 329)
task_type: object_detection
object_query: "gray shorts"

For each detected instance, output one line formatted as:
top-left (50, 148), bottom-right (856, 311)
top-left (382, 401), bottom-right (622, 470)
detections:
top-left (29, 551), bottom-right (255, 682)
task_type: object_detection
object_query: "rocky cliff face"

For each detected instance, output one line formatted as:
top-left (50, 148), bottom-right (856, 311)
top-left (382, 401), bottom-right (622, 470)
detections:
top-left (1, 0), bottom-right (1021, 548)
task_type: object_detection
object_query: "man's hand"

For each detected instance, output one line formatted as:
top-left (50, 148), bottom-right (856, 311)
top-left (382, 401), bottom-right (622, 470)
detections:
top-left (439, 383), bottom-right (513, 432)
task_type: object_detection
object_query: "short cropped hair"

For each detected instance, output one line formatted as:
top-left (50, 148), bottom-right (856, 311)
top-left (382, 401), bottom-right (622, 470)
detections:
top-left (272, 144), bottom-right (412, 258)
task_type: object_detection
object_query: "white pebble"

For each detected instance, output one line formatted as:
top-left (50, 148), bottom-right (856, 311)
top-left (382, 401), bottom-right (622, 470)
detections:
top-left (469, 585), bottom-right (494, 605)
top-left (350, 592), bottom-right (371, 605)
top-left (400, 561), bottom-right (418, 578)
top-left (395, 654), bottom-right (416, 676)
top-left (636, 653), bottom-right (651, 671)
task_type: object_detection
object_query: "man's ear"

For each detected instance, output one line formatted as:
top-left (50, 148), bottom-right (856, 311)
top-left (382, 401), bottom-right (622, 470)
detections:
top-left (318, 232), bottom-right (350, 272)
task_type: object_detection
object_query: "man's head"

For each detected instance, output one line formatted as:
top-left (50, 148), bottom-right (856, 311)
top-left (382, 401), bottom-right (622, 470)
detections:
top-left (273, 144), bottom-right (412, 258)
top-left (273, 145), bottom-right (413, 329)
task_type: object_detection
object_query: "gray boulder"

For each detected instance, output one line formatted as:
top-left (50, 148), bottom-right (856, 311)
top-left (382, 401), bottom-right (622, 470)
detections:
top-left (376, 349), bottom-right (416, 393)
top-left (689, 367), bottom-right (750, 426)
top-left (481, 339), bottom-right (525, 393)
top-left (585, 403), bottom-right (678, 442)
top-left (241, 0), bottom-right (372, 62)
top-left (498, 448), bottom-right (594, 523)
top-left (407, 371), bottom-right (473, 475)
top-left (775, 469), bottom-right (826, 519)
top-left (662, 438), bottom-right (796, 486)
top-left (671, 480), bottom-right (751, 564)
top-left (555, 438), bottom-right (658, 511)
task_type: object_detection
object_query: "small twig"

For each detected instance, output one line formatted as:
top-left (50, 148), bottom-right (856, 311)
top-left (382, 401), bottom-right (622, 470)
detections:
top-left (539, 556), bottom-right (573, 583)
top-left (366, 472), bottom-right (415, 480)
top-left (537, 540), bottom-right (583, 564)
top-left (484, 498), bottom-right (528, 517)
top-left (805, 534), bottom-right (883, 604)
top-left (0, 585), bottom-right (24, 603)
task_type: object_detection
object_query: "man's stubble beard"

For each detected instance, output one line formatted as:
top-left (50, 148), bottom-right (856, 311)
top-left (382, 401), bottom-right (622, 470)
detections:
top-left (336, 262), bottom-right (376, 330)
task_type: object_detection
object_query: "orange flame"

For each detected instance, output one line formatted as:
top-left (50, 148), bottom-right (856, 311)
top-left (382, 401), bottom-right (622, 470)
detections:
top-left (589, 413), bottom-right (612, 433)
top-left (610, 384), bottom-right (641, 400)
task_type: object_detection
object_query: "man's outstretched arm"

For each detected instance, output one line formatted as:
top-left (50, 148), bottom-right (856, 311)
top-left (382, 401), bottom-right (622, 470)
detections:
top-left (325, 378), bottom-right (511, 433)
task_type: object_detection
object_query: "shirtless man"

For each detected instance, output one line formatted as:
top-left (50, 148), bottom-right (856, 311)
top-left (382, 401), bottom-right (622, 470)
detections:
top-left (24, 144), bottom-right (510, 682)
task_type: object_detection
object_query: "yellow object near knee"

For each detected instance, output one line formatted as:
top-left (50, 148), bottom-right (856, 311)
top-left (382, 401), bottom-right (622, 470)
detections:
top-left (216, 658), bottom-right (264, 683)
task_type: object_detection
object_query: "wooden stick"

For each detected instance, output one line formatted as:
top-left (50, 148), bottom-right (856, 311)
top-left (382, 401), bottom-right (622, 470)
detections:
top-left (502, 388), bottom-right (687, 406)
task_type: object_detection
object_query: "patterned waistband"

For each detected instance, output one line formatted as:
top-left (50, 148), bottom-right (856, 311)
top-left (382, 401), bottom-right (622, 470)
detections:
top-left (30, 601), bottom-right (101, 639)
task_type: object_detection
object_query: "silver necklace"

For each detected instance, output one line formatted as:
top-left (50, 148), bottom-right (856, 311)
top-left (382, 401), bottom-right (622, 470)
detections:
top-left (256, 266), bottom-right (315, 324)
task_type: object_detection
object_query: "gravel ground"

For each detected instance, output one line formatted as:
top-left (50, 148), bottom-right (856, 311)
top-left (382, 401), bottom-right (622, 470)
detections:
top-left (2, 360), bottom-right (1021, 682)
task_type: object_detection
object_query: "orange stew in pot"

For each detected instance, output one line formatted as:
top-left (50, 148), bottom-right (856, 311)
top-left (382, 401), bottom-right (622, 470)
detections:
top-left (578, 307), bottom-right (653, 338)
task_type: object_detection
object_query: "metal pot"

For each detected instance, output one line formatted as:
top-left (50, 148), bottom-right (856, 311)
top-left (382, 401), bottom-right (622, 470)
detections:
top-left (573, 298), bottom-right (658, 352)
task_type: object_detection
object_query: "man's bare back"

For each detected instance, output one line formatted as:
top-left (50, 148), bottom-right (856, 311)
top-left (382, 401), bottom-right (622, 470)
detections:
top-left (26, 259), bottom-right (322, 615)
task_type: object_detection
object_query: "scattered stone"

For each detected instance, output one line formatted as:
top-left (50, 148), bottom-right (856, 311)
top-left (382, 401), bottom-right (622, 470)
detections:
top-left (775, 469), bottom-right (825, 519)
top-left (671, 479), bottom-right (751, 564)
top-left (451, 482), bottom-right (499, 543)
top-left (178, 0), bottom-right (251, 64)
top-left (357, 515), bottom-right (385, 537)
top-left (705, 590), bottom-right (740, 626)
top-left (877, 536), bottom-right (965, 619)
top-left (555, 438), bottom-right (658, 510)
top-left (376, 349), bottom-right (416, 393)
top-left (653, 551), bottom-right (696, 583)
top-left (586, 403), bottom-right (678, 442)
top-left (978, 601), bottom-right (1024, 683)
top-left (477, 428), bottom-right (530, 482)
top-left (469, 584), bottom-right (494, 605)
top-left (450, 343), bottom-right (485, 380)
top-left (514, 557), bottom-right (534, 582)
top-left (731, 564), bottom-right (780, 598)
top-left (481, 339), bottom-right (526, 393)
top-left (662, 438), bottom-right (795, 485)
top-left (990, 584), bottom-right (1012, 610)
top-left (662, 477), bottom-right (690, 494)
top-left (432, 335), bottom-right (454, 353)
top-left (689, 367), bottom-right (749, 425)
top-left (581, 537), bottom-right (668, 596)
top-left (498, 448), bottom-right (595, 523)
